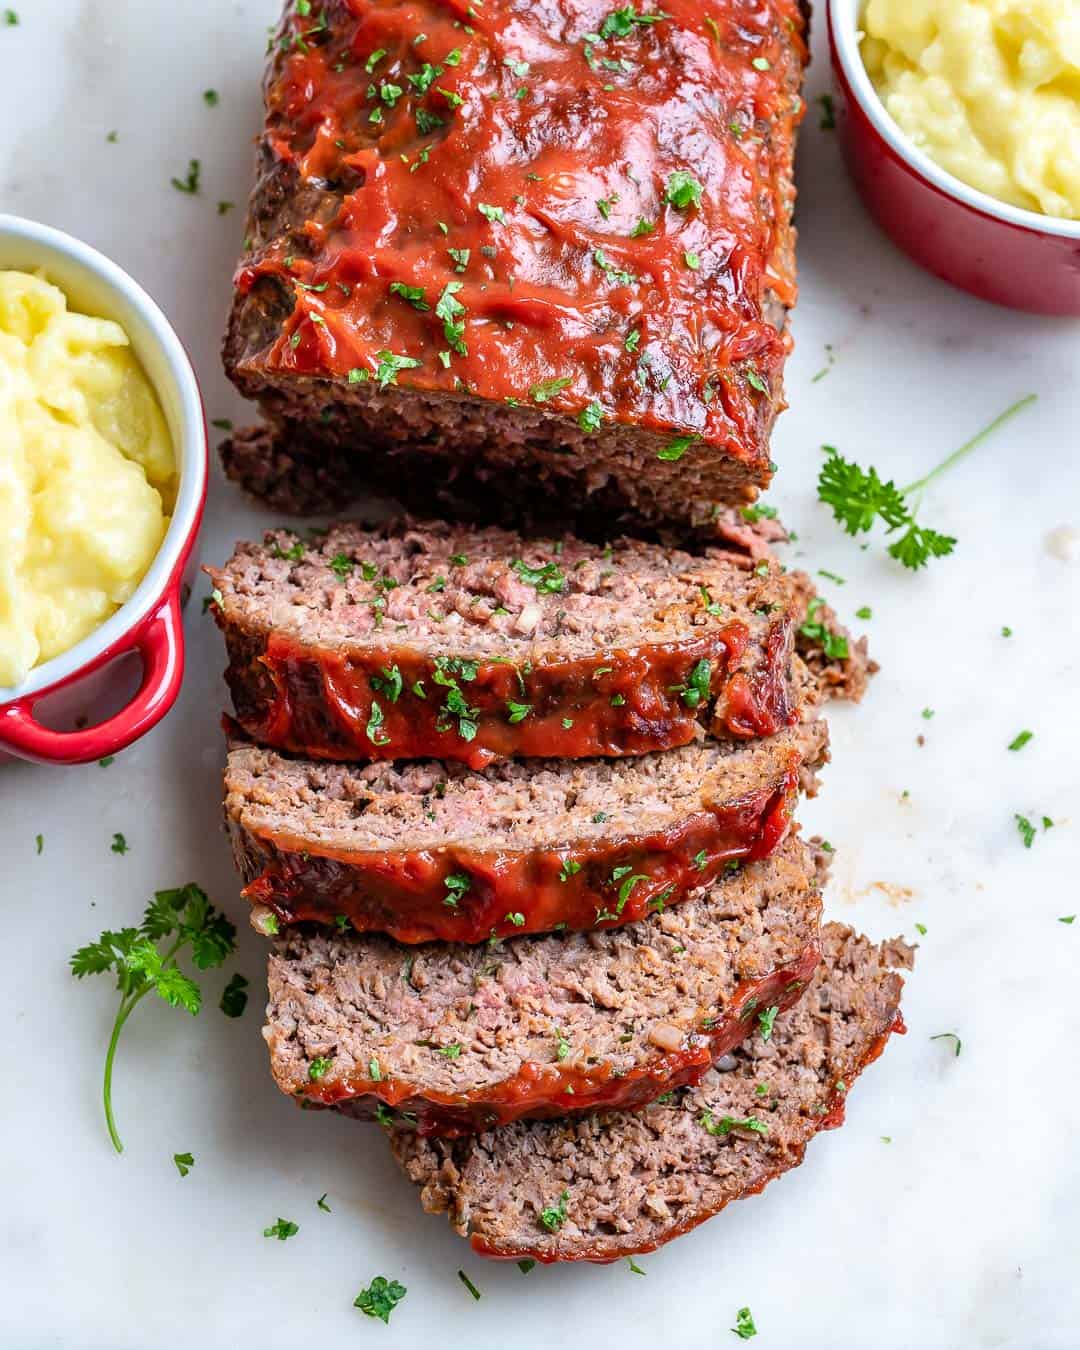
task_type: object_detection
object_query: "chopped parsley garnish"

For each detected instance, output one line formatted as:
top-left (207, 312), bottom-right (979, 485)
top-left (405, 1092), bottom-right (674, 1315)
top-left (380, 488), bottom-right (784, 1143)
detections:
top-left (517, 1259), bottom-right (536, 1274)
top-left (439, 1043), bottom-right (462, 1059)
top-left (308, 1057), bottom-right (333, 1082)
top-left (692, 850), bottom-right (708, 870)
top-left (757, 1005), bottom-right (778, 1040)
top-left (505, 912), bottom-right (526, 927)
top-left (732, 1306), bottom-right (758, 1340)
top-left (752, 55), bottom-right (770, 70)
top-left (444, 873), bottom-right (471, 909)
top-left (110, 832), bottom-right (129, 855)
top-left (433, 657), bottom-right (480, 741)
top-left (271, 538), bottom-right (304, 562)
top-left (578, 400), bottom-right (605, 433)
top-left (170, 159), bottom-right (201, 194)
top-left (817, 395), bottom-right (1035, 568)
top-left (630, 217), bottom-right (655, 237)
top-left (317, 1193), bottom-right (331, 1211)
top-left (365, 700), bottom-right (390, 746)
top-left (931, 1032), bottom-right (962, 1057)
top-left (219, 972), bottom-right (249, 1019)
top-left (511, 558), bottom-right (566, 593)
top-left (856, 605), bottom-right (872, 620)
top-left (592, 248), bottom-right (635, 285)
top-left (539, 1189), bottom-right (569, 1231)
top-left (458, 1269), bottom-right (482, 1301)
top-left (374, 350), bottom-right (422, 388)
top-left (329, 552), bottom-right (354, 580)
top-left (448, 247), bottom-right (470, 272)
top-left (436, 281), bottom-right (467, 354)
top-left (173, 1151), bottom-right (194, 1177)
top-left (799, 596), bottom-right (849, 662)
top-left (657, 433), bottom-right (698, 462)
top-left (1008, 730), bottom-right (1033, 751)
top-left (1015, 813), bottom-right (1052, 848)
top-left (70, 883), bottom-right (236, 1152)
top-left (389, 281), bottom-right (429, 310)
top-left (684, 250), bottom-right (700, 270)
top-left (34, 833), bottom-right (43, 855)
top-left (664, 170), bottom-right (703, 210)
top-left (1060, 915), bottom-right (1076, 925)
top-left (203, 89), bottom-right (219, 106)
top-left (530, 375), bottom-right (572, 403)
top-left (673, 658), bottom-right (712, 709)
top-left (628, 1257), bottom-right (646, 1275)
top-left (700, 1110), bottom-right (767, 1136)
top-left (354, 1276), bottom-right (406, 1323)
top-left (263, 1218), bottom-right (299, 1241)
top-left (559, 858), bottom-right (583, 883)
top-left (478, 202), bottom-right (505, 223)
top-left (4, 9), bottom-right (18, 24)
top-left (371, 665), bottom-right (404, 703)
top-left (507, 700), bottom-right (532, 723)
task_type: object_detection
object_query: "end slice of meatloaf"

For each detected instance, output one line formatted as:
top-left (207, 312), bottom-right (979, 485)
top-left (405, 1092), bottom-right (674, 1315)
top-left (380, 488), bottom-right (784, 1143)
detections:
top-left (226, 718), bottom-right (827, 945)
top-left (390, 923), bottom-right (912, 1259)
top-left (264, 837), bottom-right (823, 1136)
top-left (222, 0), bottom-right (809, 537)
top-left (208, 519), bottom-right (806, 767)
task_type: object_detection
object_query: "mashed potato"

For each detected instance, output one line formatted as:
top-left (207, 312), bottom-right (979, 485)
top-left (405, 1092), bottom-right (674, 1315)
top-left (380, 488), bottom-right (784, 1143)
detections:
top-left (862, 0), bottom-right (1080, 219)
top-left (0, 271), bottom-right (175, 688)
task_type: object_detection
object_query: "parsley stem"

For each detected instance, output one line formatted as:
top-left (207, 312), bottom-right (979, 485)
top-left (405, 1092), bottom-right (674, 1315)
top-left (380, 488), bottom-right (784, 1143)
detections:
top-left (102, 934), bottom-right (184, 1153)
top-left (902, 394), bottom-right (1036, 498)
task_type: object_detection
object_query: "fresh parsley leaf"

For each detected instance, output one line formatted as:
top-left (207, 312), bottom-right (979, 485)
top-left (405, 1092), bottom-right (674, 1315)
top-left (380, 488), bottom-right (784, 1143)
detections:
top-left (173, 1151), bottom-right (194, 1177)
top-left (1008, 730), bottom-right (1033, 751)
top-left (355, 1276), bottom-right (406, 1323)
top-left (627, 1257), bottom-right (646, 1275)
top-left (34, 833), bottom-right (43, 855)
top-left (389, 281), bottom-right (429, 310)
top-left (443, 873), bottom-right (471, 908)
top-left (700, 1110), bottom-right (767, 1136)
top-left (657, 433), bottom-right (699, 462)
top-left (110, 832), bottom-right (129, 855)
top-left (478, 202), bottom-right (505, 223)
top-left (70, 883), bottom-right (236, 1152)
top-left (366, 700), bottom-right (391, 747)
top-left (506, 700), bottom-right (532, 723)
top-left (374, 350), bottom-right (422, 389)
top-left (817, 396), bottom-right (1035, 569)
top-left (263, 1218), bottom-right (299, 1241)
top-left (517, 1259), bottom-right (536, 1274)
top-left (1015, 814), bottom-right (1037, 849)
top-left (799, 596), bottom-right (849, 662)
top-left (757, 1005), bottom-right (779, 1041)
top-left (317, 1193), bottom-right (331, 1211)
top-left (559, 858), bottom-right (583, 883)
top-left (578, 400), bottom-right (605, 433)
top-left (219, 972), bottom-right (249, 1019)
top-left (203, 89), bottom-right (219, 106)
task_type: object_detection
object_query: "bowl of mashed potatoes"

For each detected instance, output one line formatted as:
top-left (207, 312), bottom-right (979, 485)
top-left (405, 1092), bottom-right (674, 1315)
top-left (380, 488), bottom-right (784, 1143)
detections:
top-left (0, 215), bottom-right (207, 764)
top-left (827, 0), bottom-right (1080, 314)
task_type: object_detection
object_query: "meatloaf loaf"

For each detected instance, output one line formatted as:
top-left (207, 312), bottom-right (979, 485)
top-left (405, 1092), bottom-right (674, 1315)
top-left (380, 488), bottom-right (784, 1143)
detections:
top-left (265, 838), bottom-right (823, 1135)
top-left (227, 719), bottom-right (826, 944)
top-left (209, 519), bottom-right (807, 767)
top-left (391, 923), bottom-right (911, 1259)
top-left (222, 0), bottom-right (809, 536)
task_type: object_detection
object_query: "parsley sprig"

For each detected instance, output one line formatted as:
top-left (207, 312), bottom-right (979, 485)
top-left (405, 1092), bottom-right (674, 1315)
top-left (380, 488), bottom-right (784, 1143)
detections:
top-left (70, 884), bottom-right (237, 1153)
top-left (817, 395), bottom-right (1035, 569)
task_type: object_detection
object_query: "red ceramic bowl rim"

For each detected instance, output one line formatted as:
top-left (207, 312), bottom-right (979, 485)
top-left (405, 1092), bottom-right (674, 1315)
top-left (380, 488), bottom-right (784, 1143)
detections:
top-left (0, 214), bottom-right (208, 708)
top-left (827, 0), bottom-right (1080, 242)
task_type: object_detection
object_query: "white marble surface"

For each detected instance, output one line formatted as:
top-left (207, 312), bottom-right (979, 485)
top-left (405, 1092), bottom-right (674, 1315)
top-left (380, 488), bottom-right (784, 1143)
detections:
top-left (3, 4), bottom-right (1079, 1347)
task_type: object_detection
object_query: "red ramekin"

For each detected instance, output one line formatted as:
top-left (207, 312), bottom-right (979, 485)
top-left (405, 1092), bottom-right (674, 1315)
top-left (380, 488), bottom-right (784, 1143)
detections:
top-left (828, 0), bottom-right (1080, 316)
top-left (0, 216), bottom-right (208, 764)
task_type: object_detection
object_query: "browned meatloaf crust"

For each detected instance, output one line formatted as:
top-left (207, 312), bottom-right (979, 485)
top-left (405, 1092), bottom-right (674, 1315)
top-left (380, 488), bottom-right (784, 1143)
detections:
top-left (390, 923), bottom-right (911, 1259)
top-left (265, 838), bottom-right (823, 1136)
top-left (227, 718), bottom-right (826, 944)
top-left (222, 0), bottom-right (809, 537)
top-left (208, 519), bottom-right (811, 768)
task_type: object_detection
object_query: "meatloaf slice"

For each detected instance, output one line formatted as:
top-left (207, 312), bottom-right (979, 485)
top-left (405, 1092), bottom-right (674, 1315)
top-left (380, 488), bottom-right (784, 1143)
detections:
top-left (265, 837), bottom-right (823, 1136)
top-left (227, 718), bottom-right (826, 944)
top-left (391, 923), bottom-right (911, 1259)
top-left (222, 0), bottom-right (809, 536)
top-left (208, 519), bottom-right (806, 767)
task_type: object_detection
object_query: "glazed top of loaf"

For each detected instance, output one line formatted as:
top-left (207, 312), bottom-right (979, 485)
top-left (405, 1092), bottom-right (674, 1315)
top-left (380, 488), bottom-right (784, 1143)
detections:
top-left (233, 0), bottom-right (808, 476)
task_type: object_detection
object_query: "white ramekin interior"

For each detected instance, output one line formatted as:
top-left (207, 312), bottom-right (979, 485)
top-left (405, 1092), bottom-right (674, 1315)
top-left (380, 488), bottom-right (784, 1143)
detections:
top-left (0, 214), bottom-right (206, 703)
top-left (828, 0), bottom-right (1080, 241)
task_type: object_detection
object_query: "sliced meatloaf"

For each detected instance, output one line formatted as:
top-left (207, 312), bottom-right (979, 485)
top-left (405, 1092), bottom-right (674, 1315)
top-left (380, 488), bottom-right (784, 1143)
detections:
top-left (227, 719), bottom-right (826, 944)
top-left (222, 0), bottom-right (809, 536)
top-left (391, 924), bottom-right (911, 1259)
top-left (265, 838), bottom-right (823, 1136)
top-left (208, 519), bottom-right (807, 767)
